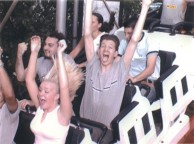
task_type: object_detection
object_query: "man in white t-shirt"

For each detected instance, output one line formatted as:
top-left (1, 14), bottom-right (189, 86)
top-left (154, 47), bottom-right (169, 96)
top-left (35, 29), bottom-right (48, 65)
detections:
top-left (117, 17), bottom-right (160, 102)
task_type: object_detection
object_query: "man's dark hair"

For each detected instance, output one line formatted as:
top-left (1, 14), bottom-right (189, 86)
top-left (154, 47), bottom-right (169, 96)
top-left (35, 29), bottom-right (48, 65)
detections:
top-left (47, 31), bottom-right (65, 41)
top-left (123, 16), bottom-right (138, 29)
top-left (100, 34), bottom-right (120, 51)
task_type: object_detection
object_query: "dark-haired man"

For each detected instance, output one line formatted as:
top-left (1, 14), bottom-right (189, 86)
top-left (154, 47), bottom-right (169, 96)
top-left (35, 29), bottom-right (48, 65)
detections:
top-left (117, 17), bottom-right (160, 103)
top-left (16, 31), bottom-right (75, 82)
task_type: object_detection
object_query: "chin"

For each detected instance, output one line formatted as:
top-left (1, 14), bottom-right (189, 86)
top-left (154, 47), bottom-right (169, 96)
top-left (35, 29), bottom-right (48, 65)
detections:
top-left (44, 52), bottom-right (52, 58)
top-left (40, 104), bottom-right (47, 110)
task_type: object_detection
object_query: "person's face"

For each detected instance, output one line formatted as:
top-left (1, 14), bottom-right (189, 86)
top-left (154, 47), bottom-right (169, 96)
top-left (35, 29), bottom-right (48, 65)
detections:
top-left (98, 39), bottom-right (118, 66)
top-left (124, 27), bottom-right (133, 42)
top-left (43, 37), bottom-right (59, 58)
top-left (91, 15), bottom-right (102, 33)
top-left (38, 81), bottom-right (59, 111)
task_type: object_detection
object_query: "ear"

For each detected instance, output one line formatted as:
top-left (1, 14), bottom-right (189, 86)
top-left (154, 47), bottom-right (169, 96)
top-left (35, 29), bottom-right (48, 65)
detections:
top-left (114, 51), bottom-right (118, 58)
top-left (55, 94), bottom-right (60, 101)
top-left (98, 23), bottom-right (102, 29)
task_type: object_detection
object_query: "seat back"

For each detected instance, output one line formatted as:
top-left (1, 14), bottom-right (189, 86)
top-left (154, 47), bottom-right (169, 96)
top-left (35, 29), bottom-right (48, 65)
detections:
top-left (14, 111), bottom-right (35, 144)
top-left (72, 80), bottom-right (85, 117)
top-left (70, 116), bottom-right (108, 143)
top-left (112, 95), bottom-right (157, 144)
top-left (65, 126), bottom-right (85, 144)
top-left (120, 80), bottom-right (136, 112)
top-left (158, 50), bottom-right (176, 75)
top-left (153, 50), bottom-right (176, 101)
top-left (158, 65), bottom-right (192, 121)
top-left (185, 2), bottom-right (194, 22)
top-left (155, 65), bottom-right (193, 143)
top-left (114, 27), bottom-right (125, 42)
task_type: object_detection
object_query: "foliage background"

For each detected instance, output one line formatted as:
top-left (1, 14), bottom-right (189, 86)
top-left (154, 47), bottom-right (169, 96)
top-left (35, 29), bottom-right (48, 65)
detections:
top-left (0, 0), bottom-right (141, 98)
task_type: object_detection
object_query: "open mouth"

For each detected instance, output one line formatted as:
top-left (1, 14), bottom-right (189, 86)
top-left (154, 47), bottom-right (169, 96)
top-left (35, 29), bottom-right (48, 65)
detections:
top-left (102, 54), bottom-right (109, 63)
top-left (39, 97), bottom-right (46, 105)
top-left (44, 50), bottom-right (51, 57)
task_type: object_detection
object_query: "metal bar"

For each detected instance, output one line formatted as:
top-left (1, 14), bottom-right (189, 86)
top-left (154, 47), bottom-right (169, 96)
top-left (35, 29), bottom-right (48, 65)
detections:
top-left (56, 0), bottom-right (67, 35)
top-left (72, 0), bottom-right (79, 48)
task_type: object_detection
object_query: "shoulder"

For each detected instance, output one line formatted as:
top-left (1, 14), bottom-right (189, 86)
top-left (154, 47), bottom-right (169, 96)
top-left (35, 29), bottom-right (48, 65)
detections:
top-left (63, 53), bottom-right (76, 64)
top-left (1, 103), bottom-right (20, 116)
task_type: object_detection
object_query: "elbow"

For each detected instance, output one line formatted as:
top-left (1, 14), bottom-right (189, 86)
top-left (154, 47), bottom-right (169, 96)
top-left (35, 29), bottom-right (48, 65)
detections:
top-left (25, 74), bottom-right (31, 85)
top-left (130, 37), bottom-right (139, 44)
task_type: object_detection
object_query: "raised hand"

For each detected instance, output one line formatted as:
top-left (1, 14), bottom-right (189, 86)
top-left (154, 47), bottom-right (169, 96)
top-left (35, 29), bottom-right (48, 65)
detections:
top-left (57, 39), bottom-right (67, 54)
top-left (30, 35), bottom-right (41, 53)
top-left (142, 0), bottom-right (152, 7)
top-left (17, 42), bottom-right (28, 57)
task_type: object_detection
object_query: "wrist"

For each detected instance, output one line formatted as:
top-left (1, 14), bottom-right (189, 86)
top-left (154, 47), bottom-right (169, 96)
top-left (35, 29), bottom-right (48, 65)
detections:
top-left (142, 3), bottom-right (150, 9)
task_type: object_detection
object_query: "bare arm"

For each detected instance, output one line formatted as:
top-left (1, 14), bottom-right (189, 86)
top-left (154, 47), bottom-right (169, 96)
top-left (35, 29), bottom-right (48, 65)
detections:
top-left (84, 0), bottom-right (95, 62)
top-left (15, 42), bottom-right (28, 82)
top-left (69, 37), bottom-right (85, 59)
top-left (25, 36), bottom-right (41, 108)
top-left (123, 0), bottom-right (151, 68)
top-left (0, 48), bottom-right (18, 113)
top-left (57, 40), bottom-right (72, 125)
top-left (129, 54), bottom-right (157, 83)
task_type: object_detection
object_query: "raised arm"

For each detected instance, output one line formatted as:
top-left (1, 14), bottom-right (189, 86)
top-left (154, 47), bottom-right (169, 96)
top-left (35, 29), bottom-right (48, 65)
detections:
top-left (15, 42), bottom-right (28, 82)
top-left (123, 0), bottom-right (151, 67)
top-left (0, 47), bottom-right (18, 113)
top-left (57, 40), bottom-right (72, 125)
top-left (69, 37), bottom-right (84, 59)
top-left (25, 36), bottom-right (41, 108)
top-left (84, 0), bottom-right (95, 62)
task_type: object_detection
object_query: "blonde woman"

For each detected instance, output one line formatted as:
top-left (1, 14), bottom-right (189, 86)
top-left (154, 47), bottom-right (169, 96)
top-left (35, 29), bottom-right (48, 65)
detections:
top-left (25, 36), bottom-right (83, 144)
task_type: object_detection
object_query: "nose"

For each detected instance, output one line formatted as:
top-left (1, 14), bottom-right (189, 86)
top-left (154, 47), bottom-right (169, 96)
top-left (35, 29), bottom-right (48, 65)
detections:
top-left (44, 44), bottom-right (48, 50)
top-left (104, 46), bottom-right (109, 51)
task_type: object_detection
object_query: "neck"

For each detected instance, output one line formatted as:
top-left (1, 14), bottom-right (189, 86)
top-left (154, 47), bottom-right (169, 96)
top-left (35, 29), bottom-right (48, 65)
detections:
top-left (100, 63), bottom-right (113, 74)
top-left (92, 31), bottom-right (101, 39)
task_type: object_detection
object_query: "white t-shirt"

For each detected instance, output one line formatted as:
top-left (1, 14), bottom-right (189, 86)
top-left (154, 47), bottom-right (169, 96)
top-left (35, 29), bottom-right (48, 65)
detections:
top-left (118, 32), bottom-right (160, 80)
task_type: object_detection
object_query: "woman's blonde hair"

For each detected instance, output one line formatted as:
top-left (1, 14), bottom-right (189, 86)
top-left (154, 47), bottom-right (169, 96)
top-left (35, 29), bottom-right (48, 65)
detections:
top-left (44, 58), bottom-right (84, 101)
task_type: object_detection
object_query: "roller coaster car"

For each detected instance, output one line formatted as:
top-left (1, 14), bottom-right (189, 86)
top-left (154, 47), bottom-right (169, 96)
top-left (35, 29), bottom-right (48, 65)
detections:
top-left (112, 6), bottom-right (194, 143)
top-left (112, 64), bottom-right (194, 144)
top-left (146, 2), bottom-right (194, 34)
top-left (14, 2), bottom-right (194, 143)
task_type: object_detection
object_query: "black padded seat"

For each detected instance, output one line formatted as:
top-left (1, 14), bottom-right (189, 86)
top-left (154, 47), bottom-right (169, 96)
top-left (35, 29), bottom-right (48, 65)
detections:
top-left (158, 50), bottom-right (176, 75)
top-left (70, 116), bottom-right (108, 143)
top-left (14, 111), bottom-right (35, 144)
top-left (65, 126), bottom-right (85, 144)
top-left (111, 101), bottom-right (139, 143)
